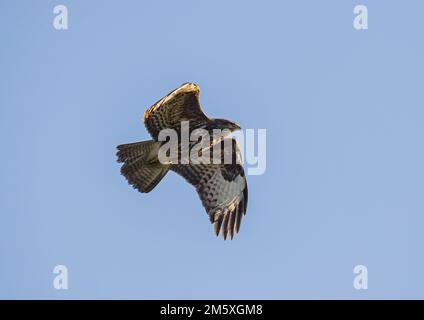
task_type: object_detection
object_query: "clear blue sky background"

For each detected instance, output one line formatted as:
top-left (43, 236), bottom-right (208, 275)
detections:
top-left (1, 0), bottom-right (423, 299)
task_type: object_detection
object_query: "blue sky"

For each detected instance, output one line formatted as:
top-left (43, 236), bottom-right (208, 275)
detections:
top-left (1, 0), bottom-right (423, 299)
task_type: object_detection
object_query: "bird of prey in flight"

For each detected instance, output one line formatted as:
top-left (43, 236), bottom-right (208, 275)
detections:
top-left (116, 83), bottom-right (248, 240)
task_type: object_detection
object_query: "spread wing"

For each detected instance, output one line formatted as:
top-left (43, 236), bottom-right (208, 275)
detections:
top-left (170, 139), bottom-right (248, 240)
top-left (143, 83), bottom-right (209, 140)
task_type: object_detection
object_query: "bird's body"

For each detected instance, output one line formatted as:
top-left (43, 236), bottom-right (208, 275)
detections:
top-left (117, 83), bottom-right (248, 240)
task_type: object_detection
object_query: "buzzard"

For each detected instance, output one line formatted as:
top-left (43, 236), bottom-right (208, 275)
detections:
top-left (117, 83), bottom-right (248, 240)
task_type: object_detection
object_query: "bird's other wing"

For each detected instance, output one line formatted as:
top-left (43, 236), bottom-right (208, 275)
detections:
top-left (171, 139), bottom-right (248, 240)
top-left (144, 83), bottom-right (209, 140)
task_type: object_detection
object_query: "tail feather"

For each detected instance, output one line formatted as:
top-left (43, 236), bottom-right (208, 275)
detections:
top-left (117, 140), bottom-right (169, 193)
top-left (117, 140), bottom-right (159, 164)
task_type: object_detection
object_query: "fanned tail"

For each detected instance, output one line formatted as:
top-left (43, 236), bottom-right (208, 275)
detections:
top-left (116, 140), bottom-right (169, 193)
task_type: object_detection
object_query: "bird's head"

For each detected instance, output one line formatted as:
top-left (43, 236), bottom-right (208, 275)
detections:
top-left (211, 119), bottom-right (241, 132)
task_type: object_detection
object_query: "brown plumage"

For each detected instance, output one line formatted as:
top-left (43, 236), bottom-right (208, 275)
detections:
top-left (117, 83), bottom-right (248, 240)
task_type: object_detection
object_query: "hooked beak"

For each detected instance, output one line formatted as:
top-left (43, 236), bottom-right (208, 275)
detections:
top-left (232, 122), bottom-right (241, 131)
